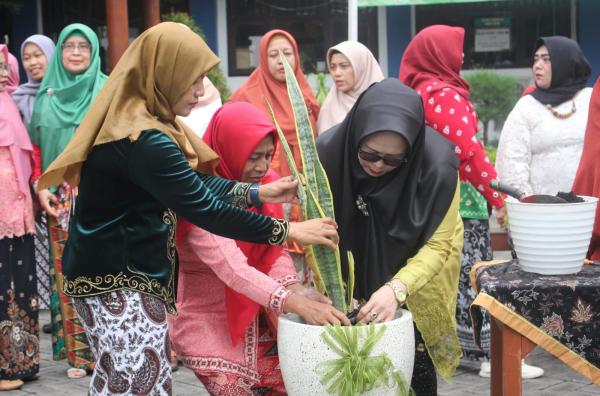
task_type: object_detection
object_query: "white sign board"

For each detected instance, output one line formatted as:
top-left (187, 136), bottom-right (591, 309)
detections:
top-left (475, 28), bottom-right (510, 52)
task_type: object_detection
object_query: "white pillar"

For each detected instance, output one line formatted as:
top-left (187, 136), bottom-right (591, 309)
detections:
top-left (36, 0), bottom-right (43, 33)
top-left (217, 0), bottom-right (228, 77)
top-left (349, 0), bottom-right (358, 41)
top-left (377, 6), bottom-right (388, 77)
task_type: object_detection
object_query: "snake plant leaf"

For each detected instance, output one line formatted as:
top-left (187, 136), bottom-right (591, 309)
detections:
top-left (316, 324), bottom-right (415, 396)
top-left (264, 98), bottom-right (306, 206)
top-left (264, 51), bottom-right (352, 312)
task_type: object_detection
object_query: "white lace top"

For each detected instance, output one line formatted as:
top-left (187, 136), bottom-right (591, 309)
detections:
top-left (496, 88), bottom-right (592, 196)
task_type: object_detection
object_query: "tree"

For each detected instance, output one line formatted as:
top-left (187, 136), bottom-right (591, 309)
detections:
top-left (161, 11), bottom-right (231, 103)
top-left (465, 71), bottom-right (521, 145)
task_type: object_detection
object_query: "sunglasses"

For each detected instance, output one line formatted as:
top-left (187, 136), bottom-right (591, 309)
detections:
top-left (358, 148), bottom-right (408, 167)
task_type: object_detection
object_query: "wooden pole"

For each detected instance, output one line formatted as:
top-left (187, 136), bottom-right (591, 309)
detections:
top-left (143, 0), bottom-right (161, 30)
top-left (105, 0), bottom-right (129, 70)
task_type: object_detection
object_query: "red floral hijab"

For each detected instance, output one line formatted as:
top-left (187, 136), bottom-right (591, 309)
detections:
top-left (399, 25), bottom-right (470, 99)
top-left (178, 102), bottom-right (285, 344)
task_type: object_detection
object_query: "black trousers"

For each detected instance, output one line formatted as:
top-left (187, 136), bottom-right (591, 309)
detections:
top-left (410, 325), bottom-right (437, 396)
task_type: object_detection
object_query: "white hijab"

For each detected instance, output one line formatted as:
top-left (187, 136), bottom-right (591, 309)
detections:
top-left (317, 41), bottom-right (384, 134)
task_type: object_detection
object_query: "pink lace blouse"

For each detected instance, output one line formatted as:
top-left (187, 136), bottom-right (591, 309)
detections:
top-left (0, 147), bottom-right (35, 239)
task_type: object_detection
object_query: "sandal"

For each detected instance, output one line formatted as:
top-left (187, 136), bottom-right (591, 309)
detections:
top-left (66, 368), bottom-right (87, 379)
top-left (0, 379), bottom-right (24, 391)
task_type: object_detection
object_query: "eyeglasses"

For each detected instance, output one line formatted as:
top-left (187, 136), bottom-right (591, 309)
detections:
top-left (62, 42), bottom-right (91, 53)
top-left (0, 63), bottom-right (9, 72)
top-left (358, 148), bottom-right (408, 167)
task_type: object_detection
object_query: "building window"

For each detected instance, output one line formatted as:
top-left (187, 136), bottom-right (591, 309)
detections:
top-left (415, 0), bottom-right (573, 70)
top-left (226, 0), bottom-right (378, 76)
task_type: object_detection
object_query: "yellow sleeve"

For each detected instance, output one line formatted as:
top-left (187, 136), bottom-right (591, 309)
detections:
top-left (393, 181), bottom-right (462, 295)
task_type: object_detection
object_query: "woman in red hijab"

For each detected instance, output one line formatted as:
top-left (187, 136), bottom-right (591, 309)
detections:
top-left (573, 78), bottom-right (600, 260)
top-left (169, 102), bottom-right (346, 395)
top-left (231, 29), bottom-right (320, 277)
top-left (399, 25), bottom-right (549, 380)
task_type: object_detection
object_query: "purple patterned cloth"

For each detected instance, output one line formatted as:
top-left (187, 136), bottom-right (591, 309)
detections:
top-left (472, 260), bottom-right (600, 369)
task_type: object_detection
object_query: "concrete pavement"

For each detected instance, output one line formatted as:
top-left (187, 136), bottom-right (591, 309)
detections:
top-left (4, 309), bottom-right (598, 395)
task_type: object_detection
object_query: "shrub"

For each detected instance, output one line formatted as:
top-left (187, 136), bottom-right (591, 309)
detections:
top-left (465, 71), bottom-right (521, 145)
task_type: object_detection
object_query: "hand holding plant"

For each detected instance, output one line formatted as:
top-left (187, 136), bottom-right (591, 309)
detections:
top-left (284, 292), bottom-right (350, 326)
top-left (357, 284), bottom-right (402, 324)
top-left (288, 283), bottom-right (332, 305)
top-left (258, 176), bottom-right (299, 204)
top-left (287, 218), bottom-right (339, 251)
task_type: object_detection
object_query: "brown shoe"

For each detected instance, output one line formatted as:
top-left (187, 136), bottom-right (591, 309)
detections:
top-left (0, 379), bottom-right (24, 391)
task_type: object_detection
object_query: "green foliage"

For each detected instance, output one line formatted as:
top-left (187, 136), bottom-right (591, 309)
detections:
top-left (266, 52), bottom-right (353, 313)
top-left (465, 71), bottom-right (521, 143)
top-left (315, 72), bottom-right (331, 106)
top-left (161, 11), bottom-right (231, 102)
top-left (316, 324), bottom-right (415, 396)
top-left (485, 147), bottom-right (496, 166)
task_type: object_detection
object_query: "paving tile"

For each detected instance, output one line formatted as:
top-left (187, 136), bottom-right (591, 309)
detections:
top-left (9, 310), bottom-right (599, 395)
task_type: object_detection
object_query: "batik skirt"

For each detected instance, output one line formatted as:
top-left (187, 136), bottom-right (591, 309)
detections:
top-left (73, 289), bottom-right (172, 395)
top-left (48, 183), bottom-right (94, 370)
top-left (0, 235), bottom-right (39, 380)
top-left (455, 218), bottom-right (492, 361)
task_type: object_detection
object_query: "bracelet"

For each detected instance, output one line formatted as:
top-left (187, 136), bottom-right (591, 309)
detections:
top-left (249, 183), bottom-right (263, 209)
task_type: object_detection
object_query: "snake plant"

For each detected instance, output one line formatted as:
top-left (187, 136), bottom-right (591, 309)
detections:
top-left (316, 324), bottom-right (415, 396)
top-left (265, 52), bottom-right (353, 313)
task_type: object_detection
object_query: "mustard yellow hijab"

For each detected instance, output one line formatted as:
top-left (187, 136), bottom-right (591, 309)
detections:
top-left (39, 22), bottom-right (220, 190)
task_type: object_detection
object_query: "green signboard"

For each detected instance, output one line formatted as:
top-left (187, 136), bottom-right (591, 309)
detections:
top-left (358, 0), bottom-right (506, 6)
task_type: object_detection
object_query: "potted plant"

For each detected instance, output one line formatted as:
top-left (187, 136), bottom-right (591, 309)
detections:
top-left (267, 54), bottom-right (415, 396)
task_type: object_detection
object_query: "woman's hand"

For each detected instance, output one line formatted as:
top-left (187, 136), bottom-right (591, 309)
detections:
top-left (287, 283), bottom-right (332, 305)
top-left (284, 292), bottom-right (350, 326)
top-left (258, 176), bottom-right (299, 204)
top-left (357, 282), bottom-right (404, 324)
top-left (287, 218), bottom-right (339, 250)
top-left (495, 206), bottom-right (508, 229)
top-left (37, 188), bottom-right (58, 218)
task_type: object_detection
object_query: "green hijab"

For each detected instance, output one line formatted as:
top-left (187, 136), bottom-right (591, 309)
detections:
top-left (29, 23), bottom-right (107, 172)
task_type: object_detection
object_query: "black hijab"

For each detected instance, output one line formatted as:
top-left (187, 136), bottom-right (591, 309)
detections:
top-left (530, 36), bottom-right (591, 106)
top-left (316, 79), bottom-right (459, 299)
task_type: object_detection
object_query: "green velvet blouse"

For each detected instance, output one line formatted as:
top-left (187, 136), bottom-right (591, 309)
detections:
top-left (61, 129), bottom-right (288, 313)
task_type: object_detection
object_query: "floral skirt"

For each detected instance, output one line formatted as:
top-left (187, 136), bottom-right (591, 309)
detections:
top-left (0, 235), bottom-right (39, 380)
top-left (455, 218), bottom-right (492, 361)
top-left (73, 290), bottom-right (172, 395)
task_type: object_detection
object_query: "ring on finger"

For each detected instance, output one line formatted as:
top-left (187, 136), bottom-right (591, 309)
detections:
top-left (370, 311), bottom-right (378, 320)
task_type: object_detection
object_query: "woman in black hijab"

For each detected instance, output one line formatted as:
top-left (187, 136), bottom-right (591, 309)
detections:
top-left (317, 78), bottom-right (464, 394)
top-left (497, 36), bottom-right (592, 199)
top-left (529, 36), bottom-right (591, 107)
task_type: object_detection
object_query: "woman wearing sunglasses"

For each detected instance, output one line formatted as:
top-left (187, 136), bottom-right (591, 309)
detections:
top-left (317, 78), bottom-right (464, 395)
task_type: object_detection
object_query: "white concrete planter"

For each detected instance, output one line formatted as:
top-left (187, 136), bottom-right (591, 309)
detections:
top-left (277, 309), bottom-right (415, 396)
top-left (506, 196), bottom-right (598, 275)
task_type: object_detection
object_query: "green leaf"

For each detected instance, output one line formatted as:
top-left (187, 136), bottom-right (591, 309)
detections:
top-left (265, 51), bottom-right (353, 312)
top-left (315, 325), bottom-right (414, 396)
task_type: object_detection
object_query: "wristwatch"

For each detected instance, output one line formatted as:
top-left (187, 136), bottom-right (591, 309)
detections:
top-left (385, 281), bottom-right (407, 305)
top-left (249, 183), bottom-right (263, 209)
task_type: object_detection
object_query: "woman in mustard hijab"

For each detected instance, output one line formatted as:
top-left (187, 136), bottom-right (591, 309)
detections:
top-left (29, 23), bottom-right (107, 378)
top-left (38, 22), bottom-right (346, 395)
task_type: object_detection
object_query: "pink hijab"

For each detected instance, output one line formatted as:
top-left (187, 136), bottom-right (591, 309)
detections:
top-left (0, 45), bottom-right (33, 196)
top-left (317, 41), bottom-right (384, 134)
